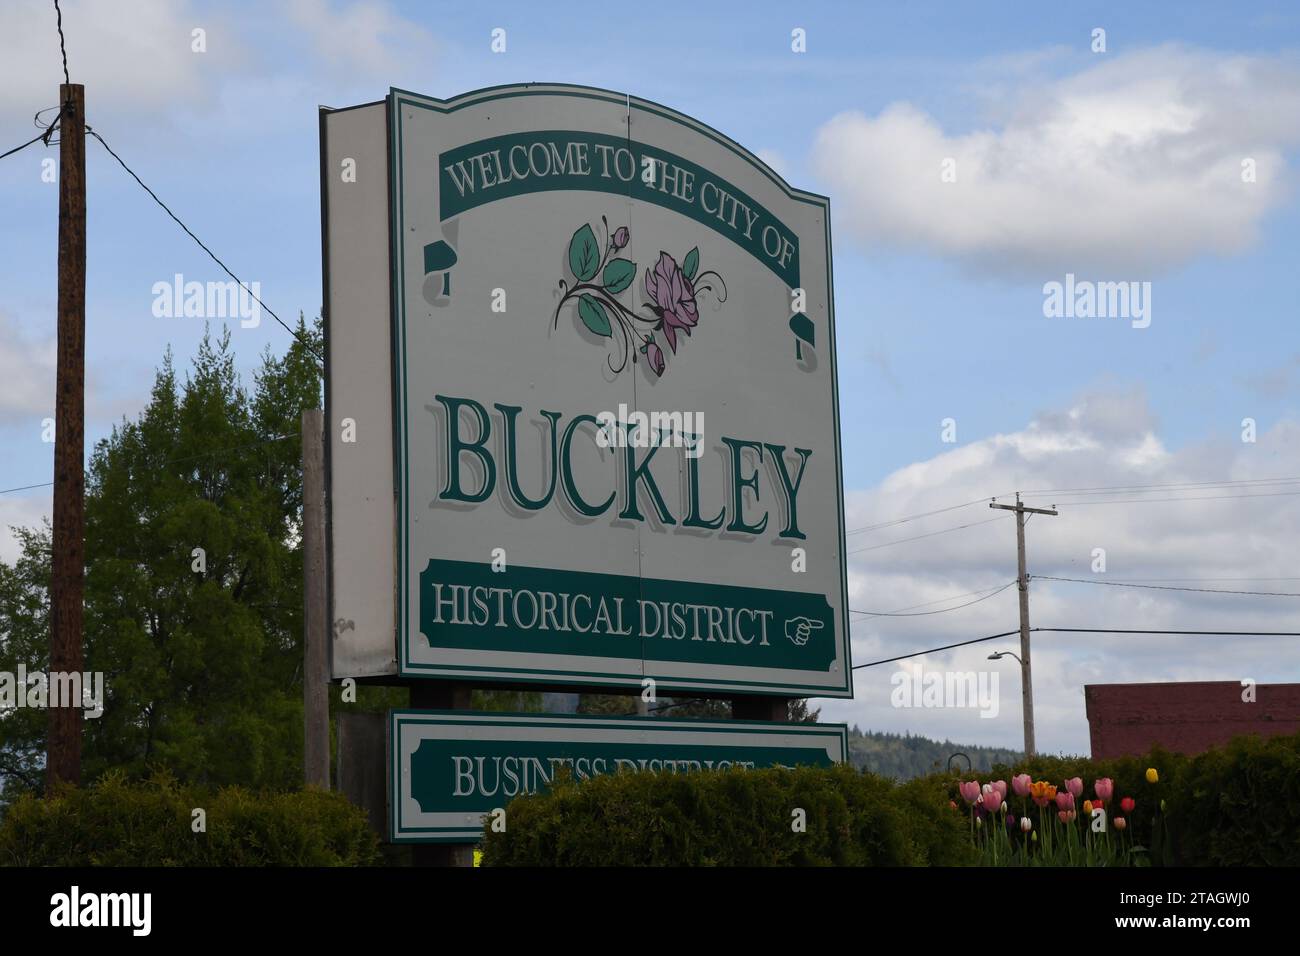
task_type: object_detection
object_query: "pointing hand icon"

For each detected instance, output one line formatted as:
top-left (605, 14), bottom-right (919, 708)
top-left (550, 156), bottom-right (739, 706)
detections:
top-left (785, 616), bottom-right (825, 646)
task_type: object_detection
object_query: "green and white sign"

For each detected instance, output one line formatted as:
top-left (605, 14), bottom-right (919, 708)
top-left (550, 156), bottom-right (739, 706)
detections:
top-left (389, 709), bottom-right (849, 843)
top-left (323, 84), bottom-right (850, 697)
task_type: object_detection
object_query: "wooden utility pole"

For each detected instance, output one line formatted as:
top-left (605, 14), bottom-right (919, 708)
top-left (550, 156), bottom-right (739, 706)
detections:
top-left (989, 493), bottom-right (1056, 757)
top-left (47, 83), bottom-right (86, 791)
top-left (302, 409), bottom-right (330, 788)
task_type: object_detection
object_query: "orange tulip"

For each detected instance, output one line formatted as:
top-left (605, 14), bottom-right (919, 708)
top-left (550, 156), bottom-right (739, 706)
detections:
top-left (1029, 781), bottom-right (1058, 808)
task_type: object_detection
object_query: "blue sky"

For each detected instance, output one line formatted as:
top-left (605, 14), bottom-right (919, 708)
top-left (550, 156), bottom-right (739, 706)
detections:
top-left (3, 0), bottom-right (1299, 755)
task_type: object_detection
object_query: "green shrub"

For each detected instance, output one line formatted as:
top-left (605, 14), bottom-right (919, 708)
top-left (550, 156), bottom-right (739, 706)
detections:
top-left (909, 732), bottom-right (1300, 866)
top-left (482, 764), bottom-right (975, 867)
top-left (1164, 732), bottom-right (1300, 866)
top-left (0, 771), bottom-right (379, 866)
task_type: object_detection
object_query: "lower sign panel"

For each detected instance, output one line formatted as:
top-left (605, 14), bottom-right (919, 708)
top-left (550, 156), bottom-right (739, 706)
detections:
top-left (388, 710), bottom-right (848, 843)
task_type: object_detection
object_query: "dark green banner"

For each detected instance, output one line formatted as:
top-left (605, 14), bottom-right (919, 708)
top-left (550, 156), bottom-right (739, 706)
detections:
top-left (418, 558), bottom-right (836, 673)
top-left (436, 130), bottom-right (801, 289)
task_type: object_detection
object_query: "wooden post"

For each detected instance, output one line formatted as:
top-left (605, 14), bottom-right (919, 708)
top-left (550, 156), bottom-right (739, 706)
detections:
top-left (411, 682), bottom-right (473, 866)
top-left (47, 83), bottom-right (86, 792)
top-left (303, 409), bottom-right (330, 788)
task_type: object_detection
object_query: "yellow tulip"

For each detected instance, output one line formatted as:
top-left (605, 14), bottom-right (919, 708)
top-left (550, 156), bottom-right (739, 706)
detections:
top-left (1083, 800), bottom-right (1093, 814)
top-left (1146, 767), bottom-right (1159, 784)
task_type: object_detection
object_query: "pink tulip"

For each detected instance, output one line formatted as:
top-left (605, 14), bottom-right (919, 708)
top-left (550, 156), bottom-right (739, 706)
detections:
top-left (1055, 791), bottom-right (1075, 812)
top-left (1095, 778), bottom-right (1114, 803)
top-left (1065, 777), bottom-right (1083, 798)
top-left (1058, 810), bottom-right (1072, 823)
top-left (992, 780), bottom-right (1008, 803)
top-left (958, 781), bottom-right (981, 805)
top-left (1114, 816), bottom-right (1127, 831)
top-left (1011, 774), bottom-right (1032, 797)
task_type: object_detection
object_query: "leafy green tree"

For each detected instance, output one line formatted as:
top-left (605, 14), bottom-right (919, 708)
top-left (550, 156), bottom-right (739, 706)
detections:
top-left (1, 320), bottom-right (323, 799)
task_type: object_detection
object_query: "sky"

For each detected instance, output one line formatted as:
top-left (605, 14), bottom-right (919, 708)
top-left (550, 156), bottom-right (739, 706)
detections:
top-left (2, 0), bottom-right (1299, 756)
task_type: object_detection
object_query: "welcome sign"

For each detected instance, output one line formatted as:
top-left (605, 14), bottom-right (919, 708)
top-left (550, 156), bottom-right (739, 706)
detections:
top-left (389, 710), bottom-right (849, 842)
top-left (323, 84), bottom-right (850, 698)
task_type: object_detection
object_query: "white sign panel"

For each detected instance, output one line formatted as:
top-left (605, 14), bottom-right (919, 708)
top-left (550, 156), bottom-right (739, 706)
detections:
top-left (327, 84), bottom-right (851, 697)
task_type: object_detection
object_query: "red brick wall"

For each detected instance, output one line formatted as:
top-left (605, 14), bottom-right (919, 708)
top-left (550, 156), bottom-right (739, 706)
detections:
top-left (1085, 681), bottom-right (1300, 759)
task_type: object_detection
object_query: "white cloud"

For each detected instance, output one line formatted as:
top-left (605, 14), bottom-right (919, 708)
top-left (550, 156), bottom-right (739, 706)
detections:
top-left (813, 45), bottom-right (1300, 277)
top-left (819, 386), bottom-right (1300, 754)
top-left (285, 0), bottom-right (436, 80)
top-left (0, 314), bottom-right (55, 424)
top-left (0, 0), bottom-right (236, 122)
top-left (0, 494), bottom-right (49, 565)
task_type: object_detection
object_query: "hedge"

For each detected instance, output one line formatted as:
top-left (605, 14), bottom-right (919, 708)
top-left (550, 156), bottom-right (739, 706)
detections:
top-left (482, 763), bottom-right (975, 866)
top-left (0, 771), bottom-right (380, 866)
top-left (481, 731), bottom-right (1300, 866)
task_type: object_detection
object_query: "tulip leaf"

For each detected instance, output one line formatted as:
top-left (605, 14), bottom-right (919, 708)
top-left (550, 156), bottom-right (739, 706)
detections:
top-left (578, 294), bottom-right (612, 337)
top-left (682, 247), bottom-right (699, 281)
top-left (602, 258), bottom-right (635, 294)
top-left (568, 224), bottom-right (600, 282)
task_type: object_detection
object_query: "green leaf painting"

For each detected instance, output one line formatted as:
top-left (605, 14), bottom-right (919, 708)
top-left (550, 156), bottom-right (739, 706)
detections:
top-left (578, 294), bottom-right (612, 337)
top-left (602, 258), bottom-right (635, 294)
top-left (568, 224), bottom-right (600, 282)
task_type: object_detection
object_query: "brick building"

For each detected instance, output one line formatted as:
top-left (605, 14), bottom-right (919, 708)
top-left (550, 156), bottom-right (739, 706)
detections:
top-left (1085, 681), bottom-right (1300, 759)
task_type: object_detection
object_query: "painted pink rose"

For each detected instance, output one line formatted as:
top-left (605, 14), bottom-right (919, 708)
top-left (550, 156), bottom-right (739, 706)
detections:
top-left (644, 340), bottom-right (665, 376)
top-left (644, 251), bottom-right (698, 353)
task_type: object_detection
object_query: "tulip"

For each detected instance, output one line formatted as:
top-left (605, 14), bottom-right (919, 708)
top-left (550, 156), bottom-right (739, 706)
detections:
top-left (1001, 801), bottom-right (1008, 814)
top-left (1064, 777), bottom-right (1083, 798)
top-left (949, 800), bottom-right (958, 811)
top-left (992, 780), bottom-right (1008, 803)
top-left (1055, 791), bottom-right (1076, 812)
top-left (958, 780), bottom-right (981, 805)
top-left (1114, 816), bottom-right (1127, 831)
top-left (1006, 814), bottom-right (1018, 832)
top-left (1029, 781), bottom-right (1057, 808)
top-left (1083, 800), bottom-right (1093, 814)
top-left (1121, 796), bottom-right (1136, 814)
top-left (1095, 778), bottom-right (1114, 803)
top-left (1146, 767), bottom-right (1159, 784)
top-left (1011, 773), bottom-right (1032, 797)
top-left (975, 816), bottom-right (983, 828)
top-left (1021, 816), bottom-right (1033, 832)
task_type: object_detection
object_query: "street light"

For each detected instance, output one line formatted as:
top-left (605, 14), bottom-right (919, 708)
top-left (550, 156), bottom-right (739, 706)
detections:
top-left (988, 650), bottom-right (1031, 756)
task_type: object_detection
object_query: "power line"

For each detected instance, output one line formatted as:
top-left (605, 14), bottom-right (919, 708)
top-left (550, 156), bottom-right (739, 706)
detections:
top-left (53, 0), bottom-right (70, 85)
top-left (84, 127), bottom-right (324, 364)
top-left (1021, 475), bottom-right (1300, 497)
top-left (847, 514), bottom-right (1009, 555)
top-left (852, 625), bottom-right (1300, 669)
top-left (846, 497), bottom-right (993, 536)
top-left (1038, 627), bottom-right (1300, 637)
top-left (0, 433), bottom-right (297, 497)
top-left (852, 630), bottom-right (1022, 669)
top-left (1042, 490), bottom-right (1300, 507)
top-left (850, 580), bottom-right (1017, 617)
top-left (1034, 574), bottom-right (1300, 597)
top-left (0, 114), bottom-right (59, 162)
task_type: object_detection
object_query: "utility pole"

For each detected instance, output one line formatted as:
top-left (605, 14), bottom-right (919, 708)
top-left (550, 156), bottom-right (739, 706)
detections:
top-left (47, 82), bottom-right (86, 791)
top-left (989, 493), bottom-right (1056, 756)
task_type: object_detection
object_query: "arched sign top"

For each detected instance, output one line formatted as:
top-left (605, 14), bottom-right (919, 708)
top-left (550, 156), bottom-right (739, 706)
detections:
top-left (323, 84), bottom-right (849, 698)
